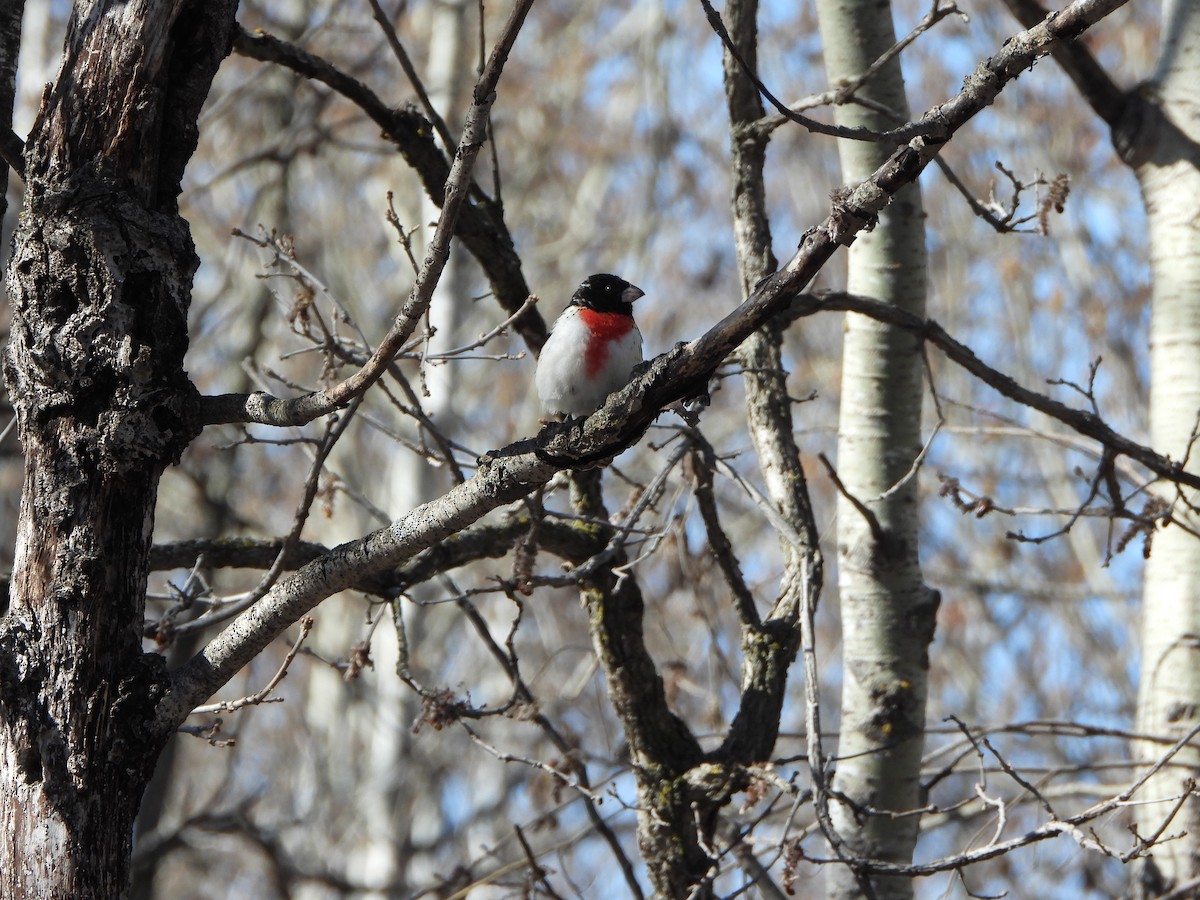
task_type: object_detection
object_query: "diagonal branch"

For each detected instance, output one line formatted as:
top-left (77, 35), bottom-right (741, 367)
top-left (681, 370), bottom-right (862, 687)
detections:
top-left (785, 290), bottom-right (1200, 491)
top-left (701, 0), bottom-right (939, 145)
top-left (153, 0), bottom-right (1134, 738)
top-left (806, 720), bottom-right (1200, 877)
top-left (999, 0), bottom-right (1128, 128)
top-left (0, 127), bottom-right (22, 179)
top-left (366, 0), bottom-right (458, 153)
top-left (690, 441), bottom-right (760, 627)
top-left (225, 20), bottom-right (545, 371)
top-left (199, 2), bottom-right (535, 428)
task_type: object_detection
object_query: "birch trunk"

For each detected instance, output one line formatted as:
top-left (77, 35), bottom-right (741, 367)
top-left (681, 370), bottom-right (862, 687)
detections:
top-left (814, 0), bottom-right (936, 895)
top-left (1132, 0), bottom-right (1200, 891)
top-left (358, 2), bottom-right (472, 890)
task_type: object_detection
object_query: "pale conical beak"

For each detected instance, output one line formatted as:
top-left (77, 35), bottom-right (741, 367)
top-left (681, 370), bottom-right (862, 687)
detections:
top-left (623, 285), bottom-right (645, 304)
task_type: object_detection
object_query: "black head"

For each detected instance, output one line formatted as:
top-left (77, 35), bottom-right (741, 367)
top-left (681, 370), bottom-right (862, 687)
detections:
top-left (572, 273), bottom-right (645, 313)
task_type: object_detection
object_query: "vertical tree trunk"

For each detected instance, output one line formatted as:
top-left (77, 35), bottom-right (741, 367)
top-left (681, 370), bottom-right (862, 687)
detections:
top-left (1132, 1), bottom-right (1200, 891)
top-left (568, 470), bottom-right (704, 899)
top-left (359, 3), bottom-right (473, 890)
top-left (721, 0), bottom-right (817, 767)
top-left (0, 3), bottom-right (236, 896)
top-left (814, 0), bottom-right (936, 896)
top-left (0, 0), bottom-right (23, 228)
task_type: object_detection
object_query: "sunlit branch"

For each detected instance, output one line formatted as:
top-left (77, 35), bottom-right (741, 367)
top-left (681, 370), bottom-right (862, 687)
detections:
top-left (785, 290), bottom-right (1200, 492)
top-left (155, 0), bottom-right (1135, 738)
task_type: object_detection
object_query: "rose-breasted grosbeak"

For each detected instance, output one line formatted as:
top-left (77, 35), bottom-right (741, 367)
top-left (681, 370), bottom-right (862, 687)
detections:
top-left (535, 273), bottom-right (645, 418)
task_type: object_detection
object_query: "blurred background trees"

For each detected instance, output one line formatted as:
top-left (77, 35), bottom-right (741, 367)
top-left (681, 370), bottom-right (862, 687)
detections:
top-left (0, 0), bottom-right (1185, 897)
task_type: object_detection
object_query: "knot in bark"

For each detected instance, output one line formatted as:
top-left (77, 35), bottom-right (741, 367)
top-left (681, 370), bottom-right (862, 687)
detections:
top-left (5, 184), bottom-right (202, 472)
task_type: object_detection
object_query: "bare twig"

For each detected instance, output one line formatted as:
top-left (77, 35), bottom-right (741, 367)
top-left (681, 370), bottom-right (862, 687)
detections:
top-left (514, 825), bottom-right (566, 900)
top-left (800, 721), bottom-right (1200, 877)
top-left (689, 441), bottom-right (759, 626)
top-left (366, 0), bottom-right (457, 153)
top-left (168, 398), bottom-right (362, 637)
top-left (158, 0), bottom-right (1134, 738)
top-left (700, 0), bottom-right (946, 145)
top-left (754, 0), bottom-right (968, 136)
top-left (1123, 779), bottom-right (1196, 862)
top-left (818, 452), bottom-right (885, 544)
top-left (207, 3), bottom-right (540, 427)
top-left (785, 290), bottom-right (1200, 493)
top-left (231, 30), bottom-right (544, 347)
top-left (189, 617), bottom-right (314, 716)
top-left (424, 294), bottom-right (538, 359)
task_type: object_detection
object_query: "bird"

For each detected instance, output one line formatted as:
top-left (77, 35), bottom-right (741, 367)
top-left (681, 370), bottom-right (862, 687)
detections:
top-left (535, 273), bottom-right (645, 419)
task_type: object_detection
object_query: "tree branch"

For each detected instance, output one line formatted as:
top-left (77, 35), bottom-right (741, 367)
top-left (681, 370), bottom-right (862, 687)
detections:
top-left (804, 721), bottom-right (1200, 877)
top-left (229, 22), bottom-right (546, 362)
top-left (154, 0), bottom-right (1134, 737)
top-left (717, 0), bottom-right (819, 774)
top-left (199, 2), bottom-right (533, 428)
top-left (366, 0), bottom-right (458, 154)
top-left (689, 441), bottom-right (760, 627)
top-left (702, 0), bottom-right (941, 145)
top-left (0, 128), bottom-right (22, 180)
top-left (786, 290), bottom-right (1200, 491)
top-left (999, 0), bottom-right (1128, 128)
top-left (567, 468), bottom-right (707, 894)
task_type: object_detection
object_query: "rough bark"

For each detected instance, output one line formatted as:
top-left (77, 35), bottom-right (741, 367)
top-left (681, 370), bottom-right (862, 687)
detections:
top-left (0, 0), bottom-right (23, 225)
top-left (0, 3), bottom-right (237, 896)
top-left (568, 471), bottom-right (705, 898)
top-left (813, 0), bottom-right (935, 895)
top-left (1131, 0), bottom-right (1200, 890)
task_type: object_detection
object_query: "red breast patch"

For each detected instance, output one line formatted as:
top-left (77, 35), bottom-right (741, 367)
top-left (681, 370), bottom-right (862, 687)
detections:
top-left (580, 309), bottom-right (634, 377)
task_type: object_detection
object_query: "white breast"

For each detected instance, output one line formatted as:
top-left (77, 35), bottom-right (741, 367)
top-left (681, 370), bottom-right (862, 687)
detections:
top-left (536, 307), bottom-right (643, 417)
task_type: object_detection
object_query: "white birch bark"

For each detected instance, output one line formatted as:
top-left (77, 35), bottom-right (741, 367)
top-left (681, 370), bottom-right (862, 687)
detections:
top-left (317, 3), bottom-right (475, 892)
top-left (814, 0), bottom-right (935, 895)
top-left (1133, 0), bottom-right (1200, 890)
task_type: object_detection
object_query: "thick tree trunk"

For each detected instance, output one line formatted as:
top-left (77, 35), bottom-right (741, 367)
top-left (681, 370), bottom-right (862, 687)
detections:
top-left (0, 3), bottom-right (236, 896)
top-left (814, 0), bottom-right (935, 896)
top-left (1132, 1), bottom-right (1200, 892)
top-left (0, 0), bottom-right (23, 226)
